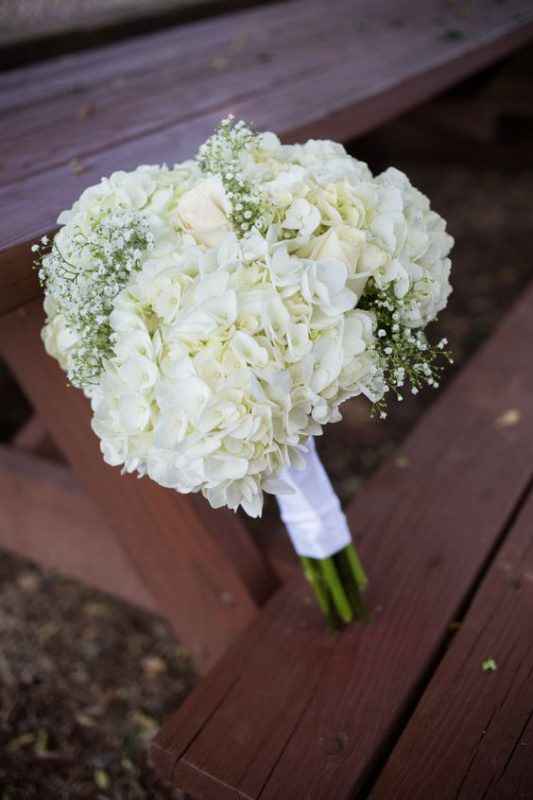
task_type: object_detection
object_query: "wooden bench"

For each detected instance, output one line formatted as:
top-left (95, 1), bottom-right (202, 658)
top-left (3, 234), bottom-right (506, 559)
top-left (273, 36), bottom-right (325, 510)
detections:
top-left (151, 280), bottom-right (533, 798)
top-left (1, 0), bottom-right (532, 676)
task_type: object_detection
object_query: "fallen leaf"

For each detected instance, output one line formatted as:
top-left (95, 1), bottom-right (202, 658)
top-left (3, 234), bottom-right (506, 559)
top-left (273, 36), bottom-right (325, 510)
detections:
top-left (131, 710), bottom-right (158, 734)
top-left (7, 733), bottom-right (35, 752)
top-left (210, 56), bottom-right (228, 71)
top-left (94, 769), bottom-right (110, 790)
top-left (230, 32), bottom-right (249, 52)
top-left (395, 454), bottom-right (410, 469)
top-left (495, 408), bottom-right (521, 428)
top-left (141, 655), bottom-right (167, 677)
top-left (482, 658), bottom-right (497, 672)
top-left (76, 712), bottom-right (96, 728)
top-left (17, 571), bottom-right (40, 592)
top-left (34, 729), bottom-right (49, 756)
top-left (69, 157), bottom-right (86, 175)
top-left (78, 103), bottom-right (95, 120)
top-left (442, 28), bottom-right (465, 41)
top-left (83, 601), bottom-right (111, 618)
top-left (37, 622), bottom-right (60, 643)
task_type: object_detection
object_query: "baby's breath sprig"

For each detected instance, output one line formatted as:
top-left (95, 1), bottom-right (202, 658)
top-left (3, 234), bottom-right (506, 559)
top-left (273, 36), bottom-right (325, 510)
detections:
top-left (37, 210), bottom-right (153, 389)
top-left (360, 281), bottom-right (454, 418)
top-left (197, 116), bottom-right (269, 236)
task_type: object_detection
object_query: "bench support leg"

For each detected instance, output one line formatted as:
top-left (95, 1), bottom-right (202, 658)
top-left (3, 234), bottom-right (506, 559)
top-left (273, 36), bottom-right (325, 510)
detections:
top-left (0, 301), bottom-right (278, 673)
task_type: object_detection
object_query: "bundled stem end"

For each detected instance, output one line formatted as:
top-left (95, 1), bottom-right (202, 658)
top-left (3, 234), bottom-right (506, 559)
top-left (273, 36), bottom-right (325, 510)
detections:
top-left (300, 543), bottom-right (369, 629)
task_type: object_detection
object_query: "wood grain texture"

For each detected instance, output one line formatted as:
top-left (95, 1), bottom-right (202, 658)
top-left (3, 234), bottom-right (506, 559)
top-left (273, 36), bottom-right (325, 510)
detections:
top-left (0, 0), bottom-right (354, 171)
top-left (0, 301), bottom-right (277, 672)
top-left (0, 0), bottom-right (221, 50)
top-left (12, 414), bottom-right (50, 451)
top-left (2, 0), bottom-right (532, 315)
top-left (372, 486), bottom-right (533, 800)
top-left (253, 525), bottom-right (297, 583)
top-left (0, 0), bottom-right (296, 108)
top-left (12, 413), bottom-right (64, 461)
top-left (150, 576), bottom-right (329, 785)
top-left (0, 238), bottom-right (43, 319)
top-left (0, 444), bottom-right (156, 611)
top-left (152, 281), bottom-right (533, 797)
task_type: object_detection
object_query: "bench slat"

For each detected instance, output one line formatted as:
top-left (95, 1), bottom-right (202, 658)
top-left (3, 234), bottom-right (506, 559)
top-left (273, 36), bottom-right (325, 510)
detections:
top-left (153, 281), bottom-right (533, 797)
top-left (0, 1), bottom-right (301, 110)
top-left (1, 1), bottom-right (343, 182)
top-left (0, 0), bottom-right (222, 53)
top-left (372, 486), bottom-right (533, 799)
top-left (0, 302), bottom-right (277, 672)
top-left (2, 0), bottom-right (532, 316)
top-left (4, 0), bottom-right (531, 188)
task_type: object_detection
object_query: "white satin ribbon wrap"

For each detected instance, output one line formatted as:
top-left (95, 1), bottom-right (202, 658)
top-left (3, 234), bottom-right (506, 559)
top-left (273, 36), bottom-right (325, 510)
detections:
top-left (276, 438), bottom-right (352, 559)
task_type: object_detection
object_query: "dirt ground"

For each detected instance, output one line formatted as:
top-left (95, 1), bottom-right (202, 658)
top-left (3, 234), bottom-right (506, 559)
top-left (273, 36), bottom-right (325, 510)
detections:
top-left (1, 43), bottom-right (532, 800)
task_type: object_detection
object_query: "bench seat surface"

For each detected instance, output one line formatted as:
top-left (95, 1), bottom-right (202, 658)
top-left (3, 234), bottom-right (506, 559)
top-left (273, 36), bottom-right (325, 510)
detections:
top-left (1, 0), bottom-right (532, 315)
top-left (373, 484), bottom-right (533, 800)
top-left (152, 281), bottom-right (533, 798)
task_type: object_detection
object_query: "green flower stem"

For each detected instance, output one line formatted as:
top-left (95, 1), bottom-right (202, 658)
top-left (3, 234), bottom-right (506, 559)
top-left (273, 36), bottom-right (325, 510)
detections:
top-left (334, 546), bottom-right (368, 622)
top-left (300, 543), bottom-right (368, 627)
top-left (344, 542), bottom-right (368, 592)
top-left (300, 556), bottom-right (331, 618)
top-left (319, 557), bottom-right (353, 624)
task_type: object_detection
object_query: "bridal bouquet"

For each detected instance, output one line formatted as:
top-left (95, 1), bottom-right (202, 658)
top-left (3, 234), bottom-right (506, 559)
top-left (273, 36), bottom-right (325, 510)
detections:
top-left (37, 118), bottom-right (453, 627)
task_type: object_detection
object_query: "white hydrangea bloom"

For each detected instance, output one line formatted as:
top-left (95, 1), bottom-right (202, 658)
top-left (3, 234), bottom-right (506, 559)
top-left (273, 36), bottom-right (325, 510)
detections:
top-left (40, 120), bottom-right (453, 517)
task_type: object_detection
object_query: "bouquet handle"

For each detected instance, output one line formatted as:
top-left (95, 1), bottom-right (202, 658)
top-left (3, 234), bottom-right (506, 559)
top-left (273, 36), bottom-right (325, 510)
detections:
top-left (276, 439), bottom-right (368, 627)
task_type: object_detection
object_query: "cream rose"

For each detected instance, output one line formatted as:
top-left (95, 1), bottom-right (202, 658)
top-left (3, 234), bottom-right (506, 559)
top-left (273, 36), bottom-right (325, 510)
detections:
top-left (305, 226), bottom-right (378, 298)
top-left (175, 177), bottom-right (231, 247)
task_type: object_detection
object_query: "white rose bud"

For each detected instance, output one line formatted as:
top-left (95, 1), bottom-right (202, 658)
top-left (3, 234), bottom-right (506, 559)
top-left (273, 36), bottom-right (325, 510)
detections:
top-left (175, 177), bottom-right (232, 247)
top-left (307, 226), bottom-right (372, 297)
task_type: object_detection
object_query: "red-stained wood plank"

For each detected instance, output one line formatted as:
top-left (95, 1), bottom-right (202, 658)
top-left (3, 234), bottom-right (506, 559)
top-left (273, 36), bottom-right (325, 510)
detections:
top-left (0, 0), bottom-right (350, 178)
top-left (0, 301), bottom-right (277, 673)
top-left (0, 0), bottom-right (230, 52)
top-left (253, 525), bottom-right (297, 583)
top-left (12, 414), bottom-right (49, 451)
top-left (2, 0), bottom-right (532, 316)
top-left (0, 1), bottom-right (299, 111)
top-left (150, 580), bottom-right (330, 784)
top-left (11, 417), bottom-right (296, 583)
top-left (0, 444), bottom-right (156, 611)
top-left (372, 485), bottom-right (533, 800)
top-left (2, 0), bottom-right (529, 181)
top-left (12, 414), bottom-right (64, 461)
top-left (152, 281), bottom-right (533, 797)
top-left (0, 240), bottom-right (42, 318)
